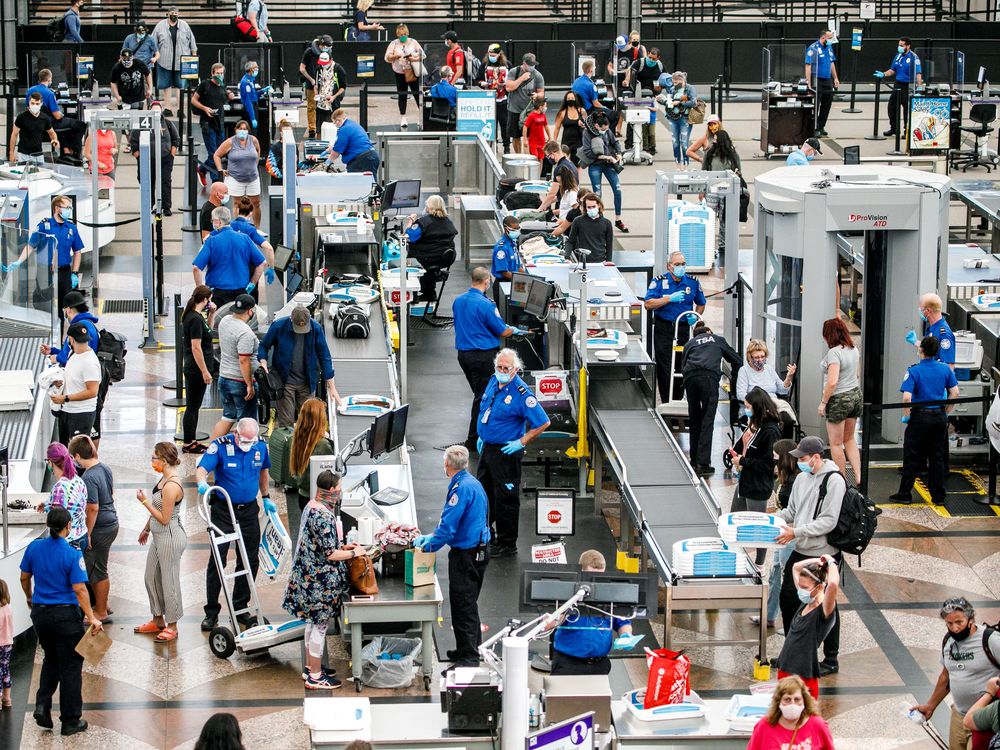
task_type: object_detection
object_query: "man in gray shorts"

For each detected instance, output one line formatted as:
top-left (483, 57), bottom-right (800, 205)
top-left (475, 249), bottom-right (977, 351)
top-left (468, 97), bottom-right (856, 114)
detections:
top-left (69, 434), bottom-right (119, 624)
top-left (505, 53), bottom-right (545, 154)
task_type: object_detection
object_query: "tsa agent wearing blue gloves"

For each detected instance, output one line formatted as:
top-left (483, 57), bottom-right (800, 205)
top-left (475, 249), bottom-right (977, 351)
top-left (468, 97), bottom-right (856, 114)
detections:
top-left (191, 206), bottom-right (267, 308)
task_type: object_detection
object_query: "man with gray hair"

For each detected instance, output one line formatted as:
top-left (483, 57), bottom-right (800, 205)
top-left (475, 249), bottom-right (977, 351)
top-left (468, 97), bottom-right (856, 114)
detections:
top-left (209, 294), bottom-right (259, 440)
top-left (505, 53), bottom-right (545, 153)
top-left (414, 445), bottom-right (491, 667)
top-left (475, 348), bottom-right (550, 557)
top-left (192, 205), bottom-right (267, 308)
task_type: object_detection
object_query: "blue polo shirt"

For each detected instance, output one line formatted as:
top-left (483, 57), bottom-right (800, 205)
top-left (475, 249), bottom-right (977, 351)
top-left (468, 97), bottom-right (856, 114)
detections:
top-left (26, 84), bottom-right (61, 115)
top-left (924, 316), bottom-right (956, 365)
top-left (231, 216), bottom-right (268, 249)
top-left (571, 74), bottom-right (599, 111)
top-left (198, 434), bottom-right (271, 505)
top-left (239, 73), bottom-right (261, 115)
top-left (901, 357), bottom-right (957, 409)
top-left (332, 118), bottom-right (375, 165)
top-left (554, 612), bottom-right (631, 659)
top-left (30, 217), bottom-right (84, 268)
top-left (890, 51), bottom-right (921, 83)
top-left (490, 234), bottom-right (520, 279)
top-left (805, 40), bottom-right (836, 80)
top-left (50, 311), bottom-right (99, 365)
top-left (192, 225), bottom-right (266, 291)
top-left (423, 469), bottom-right (491, 552)
top-left (453, 288), bottom-right (509, 352)
top-left (20, 535), bottom-right (88, 605)
top-left (477, 374), bottom-right (549, 444)
top-left (785, 149), bottom-right (811, 166)
top-left (644, 272), bottom-right (706, 322)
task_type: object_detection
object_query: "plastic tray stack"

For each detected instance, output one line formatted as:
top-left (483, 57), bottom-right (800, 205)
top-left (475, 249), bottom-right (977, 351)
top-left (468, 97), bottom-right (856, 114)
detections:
top-left (671, 537), bottom-right (754, 577)
top-left (717, 512), bottom-right (787, 549)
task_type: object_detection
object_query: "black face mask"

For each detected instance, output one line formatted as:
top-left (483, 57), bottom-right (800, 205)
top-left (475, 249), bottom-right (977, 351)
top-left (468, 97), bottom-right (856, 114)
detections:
top-left (631, 40), bottom-right (639, 47)
top-left (952, 624), bottom-right (973, 641)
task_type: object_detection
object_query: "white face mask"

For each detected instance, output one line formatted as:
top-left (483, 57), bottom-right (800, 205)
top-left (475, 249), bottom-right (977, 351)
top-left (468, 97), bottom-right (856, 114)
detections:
top-left (236, 436), bottom-right (256, 452)
top-left (29, 103), bottom-right (41, 115)
top-left (779, 703), bottom-right (804, 721)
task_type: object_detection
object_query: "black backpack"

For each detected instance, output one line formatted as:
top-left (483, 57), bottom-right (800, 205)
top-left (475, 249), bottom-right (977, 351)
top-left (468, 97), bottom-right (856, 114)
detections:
top-left (333, 304), bottom-right (370, 339)
top-left (503, 190), bottom-right (542, 210)
top-left (814, 471), bottom-right (882, 563)
top-left (47, 13), bottom-right (67, 42)
top-left (97, 329), bottom-right (127, 383)
top-left (941, 625), bottom-right (1000, 672)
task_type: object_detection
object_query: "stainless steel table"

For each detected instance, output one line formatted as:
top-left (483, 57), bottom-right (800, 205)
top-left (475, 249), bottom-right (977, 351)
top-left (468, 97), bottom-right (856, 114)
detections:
top-left (953, 179), bottom-right (1000, 251)
top-left (340, 575), bottom-right (442, 692)
top-left (460, 194), bottom-right (502, 267)
top-left (612, 699), bottom-right (752, 748)
top-left (310, 701), bottom-right (494, 749)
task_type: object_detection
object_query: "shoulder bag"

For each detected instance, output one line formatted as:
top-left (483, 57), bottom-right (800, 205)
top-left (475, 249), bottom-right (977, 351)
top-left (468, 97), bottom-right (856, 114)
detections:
top-left (348, 553), bottom-right (379, 595)
top-left (687, 99), bottom-right (707, 125)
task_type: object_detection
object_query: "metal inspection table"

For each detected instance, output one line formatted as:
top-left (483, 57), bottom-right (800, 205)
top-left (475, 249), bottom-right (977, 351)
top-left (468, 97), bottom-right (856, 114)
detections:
top-left (612, 699), bottom-right (751, 749)
top-left (339, 576), bottom-right (442, 693)
top-left (953, 179), bottom-right (1000, 251)
top-left (460, 194), bottom-right (502, 268)
top-left (310, 700), bottom-right (494, 749)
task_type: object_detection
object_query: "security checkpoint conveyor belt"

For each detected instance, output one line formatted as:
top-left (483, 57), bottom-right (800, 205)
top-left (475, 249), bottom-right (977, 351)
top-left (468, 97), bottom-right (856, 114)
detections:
top-left (589, 405), bottom-right (769, 660)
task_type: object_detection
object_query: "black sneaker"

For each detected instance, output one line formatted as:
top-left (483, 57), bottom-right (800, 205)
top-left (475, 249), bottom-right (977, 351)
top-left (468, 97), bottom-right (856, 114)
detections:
top-left (446, 648), bottom-right (460, 661)
top-left (33, 708), bottom-right (53, 729)
top-left (888, 493), bottom-right (912, 505)
top-left (301, 666), bottom-right (338, 680)
top-left (695, 465), bottom-right (715, 477)
top-left (61, 719), bottom-right (88, 736)
top-left (883, 129), bottom-right (896, 137)
top-left (489, 543), bottom-right (517, 558)
top-left (818, 660), bottom-right (839, 676)
top-left (200, 616), bottom-right (217, 632)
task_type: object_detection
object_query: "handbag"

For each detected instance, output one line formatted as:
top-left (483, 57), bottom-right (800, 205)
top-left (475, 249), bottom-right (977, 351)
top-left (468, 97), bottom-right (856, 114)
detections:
top-left (404, 66), bottom-right (417, 84)
top-left (347, 554), bottom-right (379, 595)
top-left (687, 100), bottom-right (707, 125)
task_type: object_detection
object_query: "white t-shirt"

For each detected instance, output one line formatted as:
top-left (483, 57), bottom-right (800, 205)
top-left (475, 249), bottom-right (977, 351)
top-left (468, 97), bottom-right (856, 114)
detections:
top-left (559, 189), bottom-right (578, 217)
top-left (61, 350), bottom-right (102, 413)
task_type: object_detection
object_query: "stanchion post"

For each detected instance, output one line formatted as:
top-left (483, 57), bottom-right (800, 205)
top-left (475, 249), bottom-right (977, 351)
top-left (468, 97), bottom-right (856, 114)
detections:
top-left (182, 133), bottom-right (199, 232)
top-left (155, 213), bottom-right (165, 316)
top-left (843, 45), bottom-right (862, 113)
top-left (163, 293), bottom-right (185, 408)
top-left (178, 88), bottom-right (186, 152)
top-left (716, 75), bottom-right (725, 122)
top-left (360, 81), bottom-right (369, 132)
top-left (864, 77), bottom-right (887, 140)
top-left (860, 401), bottom-right (872, 495)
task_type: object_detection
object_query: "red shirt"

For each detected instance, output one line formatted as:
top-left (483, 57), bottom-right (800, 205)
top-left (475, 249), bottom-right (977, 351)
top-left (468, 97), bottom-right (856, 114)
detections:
top-left (446, 46), bottom-right (466, 82)
top-left (746, 716), bottom-right (835, 750)
top-left (523, 111), bottom-right (549, 146)
top-left (483, 66), bottom-right (508, 102)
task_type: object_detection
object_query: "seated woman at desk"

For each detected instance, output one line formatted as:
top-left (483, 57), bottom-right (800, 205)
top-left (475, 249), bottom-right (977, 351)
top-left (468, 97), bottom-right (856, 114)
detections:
top-left (403, 194), bottom-right (458, 303)
top-left (287, 398), bottom-right (336, 544)
top-left (283, 469), bottom-right (361, 690)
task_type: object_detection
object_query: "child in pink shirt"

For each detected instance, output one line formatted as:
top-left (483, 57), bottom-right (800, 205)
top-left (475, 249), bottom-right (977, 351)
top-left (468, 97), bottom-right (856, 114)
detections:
top-left (0, 577), bottom-right (12, 708)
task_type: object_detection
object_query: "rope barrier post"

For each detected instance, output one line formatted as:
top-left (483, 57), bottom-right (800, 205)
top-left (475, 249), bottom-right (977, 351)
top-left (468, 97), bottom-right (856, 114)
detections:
top-left (865, 77), bottom-right (887, 140)
top-left (178, 87), bottom-right (186, 154)
top-left (155, 213), bottom-right (165, 316)
top-left (717, 74), bottom-right (725, 123)
top-left (360, 81), bottom-right (369, 132)
top-left (979, 389), bottom-right (998, 505)
top-left (183, 133), bottom-right (199, 233)
top-left (842, 35), bottom-right (863, 113)
top-left (860, 401), bottom-right (872, 495)
top-left (164, 293), bottom-right (186, 408)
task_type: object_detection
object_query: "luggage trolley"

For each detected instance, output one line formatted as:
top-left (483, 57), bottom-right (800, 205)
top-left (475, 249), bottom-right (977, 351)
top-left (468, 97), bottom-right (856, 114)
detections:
top-left (199, 485), bottom-right (306, 659)
top-left (655, 310), bottom-right (704, 424)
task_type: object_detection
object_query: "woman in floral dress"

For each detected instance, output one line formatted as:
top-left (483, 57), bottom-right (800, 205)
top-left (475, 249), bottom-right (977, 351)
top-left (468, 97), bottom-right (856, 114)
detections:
top-left (283, 470), bottom-right (360, 690)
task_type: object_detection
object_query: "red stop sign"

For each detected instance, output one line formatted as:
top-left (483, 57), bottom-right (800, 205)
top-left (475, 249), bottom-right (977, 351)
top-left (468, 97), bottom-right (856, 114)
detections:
top-left (539, 379), bottom-right (561, 394)
top-left (547, 510), bottom-right (562, 524)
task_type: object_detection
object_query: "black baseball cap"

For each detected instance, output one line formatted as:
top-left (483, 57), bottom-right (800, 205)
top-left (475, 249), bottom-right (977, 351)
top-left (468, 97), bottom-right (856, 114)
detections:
top-left (232, 294), bottom-right (256, 312)
top-left (790, 435), bottom-right (825, 458)
top-left (120, 49), bottom-right (133, 61)
top-left (806, 137), bottom-right (823, 154)
top-left (442, 31), bottom-right (459, 42)
top-left (67, 323), bottom-right (90, 343)
top-left (62, 290), bottom-right (87, 309)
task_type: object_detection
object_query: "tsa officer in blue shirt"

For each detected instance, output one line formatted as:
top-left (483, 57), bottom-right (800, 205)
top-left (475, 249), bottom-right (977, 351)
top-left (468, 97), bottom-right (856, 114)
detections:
top-left (192, 206), bottom-right (267, 308)
top-left (19, 507), bottom-right (104, 735)
top-left (11, 195), bottom-right (84, 321)
top-left (876, 37), bottom-right (922, 137)
top-left (491, 216), bottom-right (523, 298)
top-left (890, 337), bottom-right (958, 506)
top-left (414, 445), bottom-right (492, 668)
top-left (548, 550), bottom-right (633, 675)
top-left (644, 251), bottom-right (707, 402)
top-left (453, 267), bottom-right (525, 449)
top-left (906, 293), bottom-right (956, 369)
top-left (571, 60), bottom-right (602, 112)
top-left (196, 417), bottom-right (273, 631)
top-left (239, 61), bottom-right (272, 132)
top-left (476, 348), bottom-right (550, 557)
top-left (804, 29), bottom-right (839, 137)
top-left (323, 109), bottom-right (380, 174)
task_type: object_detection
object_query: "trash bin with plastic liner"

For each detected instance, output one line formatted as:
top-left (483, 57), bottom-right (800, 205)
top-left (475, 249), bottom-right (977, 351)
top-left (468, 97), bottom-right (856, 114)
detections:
top-left (502, 153), bottom-right (541, 181)
top-left (360, 636), bottom-right (423, 688)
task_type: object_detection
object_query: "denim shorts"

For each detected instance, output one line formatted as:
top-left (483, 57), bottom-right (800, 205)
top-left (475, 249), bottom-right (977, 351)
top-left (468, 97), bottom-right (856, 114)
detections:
top-left (156, 65), bottom-right (186, 90)
top-left (219, 377), bottom-right (254, 421)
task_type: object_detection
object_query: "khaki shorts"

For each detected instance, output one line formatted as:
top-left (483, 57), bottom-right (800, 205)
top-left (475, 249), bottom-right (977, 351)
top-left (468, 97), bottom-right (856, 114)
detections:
top-left (826, 387), bottom-right (862, 424)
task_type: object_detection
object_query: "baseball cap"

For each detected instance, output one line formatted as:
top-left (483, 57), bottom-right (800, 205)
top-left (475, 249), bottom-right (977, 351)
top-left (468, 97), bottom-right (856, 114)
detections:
top-left (290, 306), bottom-right (311, 334)
top-left (488, 43), bottom-right (502, 53)
top-left (62, 290), bottom-right (86, 309)
top-left (67, 323), bottom-right (90, 343)
top-left (790, 436), bottom-right (825, 458)
top-left (442, 31), bottom-right (459, 42)
top-left (120, 49), bottom-right (133, 61)
top-left (806, 137), bottom-right (823, 154)
top-left (318, 52), bottom-right (331, 66)
top-left (615, 35), bottom-right (627, 49)
top-left (706, 113), bottom-right (720, 125)
top-left (232, 294), bottom-right (256, 312)
top-left (135, 23), bottom-right (148, 33)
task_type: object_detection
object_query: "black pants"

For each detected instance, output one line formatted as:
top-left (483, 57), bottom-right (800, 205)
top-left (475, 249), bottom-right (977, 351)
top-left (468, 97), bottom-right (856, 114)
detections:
top-left (57, 265), bottom-right (73, 321)
top-left (653, 318), bottom-right (691, 403)
top-left (393, 72), bottom-right (421, 115)
top-left (816, 77), bottom-right (834, 130)
top-left (32, 604), bottom-right (86, 721)
top-left (779, 549), bottom-right (842, 663)
top-left (93, 376), bottom-right (109, 441)
top-left (887, 82), bottom-right (910, 134)
top-left (53, 116), bottom-right (87, 158)
top-left (551, 650), bottom-right (612, 676)
top-left (458, 348), bottom-right (498, 443)
top-left (211, 287), bottom-right (244, 309)
top-left (347, 149), bottom-right (380, 175)
top-left (58, 409), bottom-right (96, 445)
top-left (684, 373), bottom-right (719, 468)
top-left (496, 100), bottom-right (510, 152)
top-left (182, 364), bottom-right (209, 443)
top-left (449, 546), bottom-right (489, 665)
top-left (316, 107), bottom-right (333, 133)
top-left (204, 497), bottom-right (261, 621)
top-left (897, 408), bottom-right (949, 503)
top-left (410, 248), bottom-right (451, 301)
top-left (477, 443), bottom-right (523, 548)
top-left (136, 154), bottom-right (174, 211)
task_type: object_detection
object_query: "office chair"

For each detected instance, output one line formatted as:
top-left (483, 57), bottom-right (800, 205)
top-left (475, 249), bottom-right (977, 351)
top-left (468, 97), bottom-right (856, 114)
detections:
top-left (951, 103), bottom-right (998, 172)
top-left (428, 97), bottom-right (457, 131)
top-left (420, 247), bottom-right (457, 328)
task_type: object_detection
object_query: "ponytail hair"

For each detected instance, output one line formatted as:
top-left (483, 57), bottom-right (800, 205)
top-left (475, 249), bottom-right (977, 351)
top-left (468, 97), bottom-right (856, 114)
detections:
top-left (47, 506), bottom-right (71, 538)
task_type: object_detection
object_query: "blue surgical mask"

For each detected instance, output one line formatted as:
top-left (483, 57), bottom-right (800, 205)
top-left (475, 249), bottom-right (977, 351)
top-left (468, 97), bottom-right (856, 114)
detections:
top-left (61, 206), bottom-right (72, 221)
top-left (137, 32), bottom-right (146, 40)
top-left (897, 45), bottom-right (905, 53)
top-left (220, 193), bottom-right (230, 204)
top-left (646, 58), bottom-right (657, 67)
top-left (508, 229), bottom-right (521, 240)
top-left (236, 130), bottom-right (249, 140)
top-left (671, 264), bottom-right (686, 278)
top-left (797, 588), bottom-right (814, 604)
top-left (250, 69), bottom-right (259, 78)
top-left (496, 371), bottom-right (513, 384)
top-left (488, 54), bottom-right (499, 63)
top-left (797, 460), bottom-right (812, 474)
top-left (919, 309), bottom-right (927, 321)
top-left (743, 407), bottom-right (753, 419)
top-left (586, 207), bottom-right (599, 219)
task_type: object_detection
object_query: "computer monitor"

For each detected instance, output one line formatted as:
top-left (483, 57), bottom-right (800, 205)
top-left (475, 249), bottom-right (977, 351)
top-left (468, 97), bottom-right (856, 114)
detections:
top-left (524, 277), bottom-right (554, 318)
top-left (284, 269), bottom-right (304, 300)
top-left (369, 410), bottom-right (393, 460)
top-left (510, 272), bottom-right (533, 307)
top-left (387, 403), bottom-right (408, 452)
top-left (273, 244), bottom-right (294, 272)
top-left (383, 179), bottom-right (421, 210)
top-left (843, 145), bottom-right (861, 165)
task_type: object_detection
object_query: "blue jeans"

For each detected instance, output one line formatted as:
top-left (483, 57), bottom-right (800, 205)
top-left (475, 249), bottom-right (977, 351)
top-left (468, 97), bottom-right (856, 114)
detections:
top-left (667, 117), bottom-right (693, 164)
top-left (587, 162), bottom-right (623, 216)
top-left (767, 540), bottom-right (796, 623)
top-left (200, 118), bottom-right (225, 182)
top-left (219, 377), bottom-right (255, 421)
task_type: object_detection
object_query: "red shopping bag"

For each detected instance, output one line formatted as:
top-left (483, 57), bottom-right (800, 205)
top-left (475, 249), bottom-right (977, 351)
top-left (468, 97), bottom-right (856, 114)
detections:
top-left (642, 648), bottom-right (691, 709)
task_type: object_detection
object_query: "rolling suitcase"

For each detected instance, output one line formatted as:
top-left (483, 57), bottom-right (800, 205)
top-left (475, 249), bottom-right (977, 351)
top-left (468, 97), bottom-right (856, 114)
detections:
top-left (268, 426), bottom-right (295, 489)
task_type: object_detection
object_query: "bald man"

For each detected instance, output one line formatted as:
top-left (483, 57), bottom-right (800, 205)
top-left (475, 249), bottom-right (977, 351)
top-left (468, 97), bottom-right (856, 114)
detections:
top-left (199, 182), bottom-right (230, 241)
top-left (908, 293), bottom-right (955, 369)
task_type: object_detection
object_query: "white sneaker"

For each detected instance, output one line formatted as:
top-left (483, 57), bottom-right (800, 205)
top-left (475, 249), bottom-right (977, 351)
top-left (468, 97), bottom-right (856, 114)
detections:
top-left (400, 116), bottom-right (409, 129)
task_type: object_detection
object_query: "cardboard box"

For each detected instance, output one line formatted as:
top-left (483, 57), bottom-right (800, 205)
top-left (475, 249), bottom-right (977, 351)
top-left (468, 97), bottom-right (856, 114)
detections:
top-left (404, 548), bottom-right (436, 587)
top-left (543, 674), bottom-right (612, 731)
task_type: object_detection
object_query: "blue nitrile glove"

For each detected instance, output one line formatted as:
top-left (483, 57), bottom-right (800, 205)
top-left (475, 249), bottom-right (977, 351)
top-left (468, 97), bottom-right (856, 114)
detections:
top-left (413, 534), bottom-right (433, 550)
top-left (245, 282), bottom-right (256, 293)
top-left (873, 70), bottom-right (885, 79)
top-left (8, 259), bottom-right (21, 271)
top-left (251, 119), bottom-right (258, 129)
top-left (263, 497), bottom-right (277, 514)
top-left (511, 327), bottom-right (528, 336)
top-left (477, 437), bottom-right (484, 454)
top-left (682, 313), bottom-right (699, 325)
top-left (668, 291), bottom-right (686, 302)
top-left (261, 85), bottom-right (273, 95)
top-left (612, 635), bottom-right (633, 650)
top-left (905, 330), bottom-right (919, 346)
top-left (501, 438), bottom-right (524, 455)
top-left (197, 481), bottom-right (210, 495)
top-left (901, 415), bottom-right (910, 424)
top-left (265, 268), bottom-right (276, 284)
top-left (70, 272), bottom-right (79, 289)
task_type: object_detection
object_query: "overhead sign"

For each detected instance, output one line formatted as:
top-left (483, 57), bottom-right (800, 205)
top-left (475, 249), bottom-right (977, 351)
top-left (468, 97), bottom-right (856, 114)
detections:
top-left (456, 90), bottom-right (496, 142)
top-left (527, 712), bottom-right (594, 750)
top-left (860, 1), bottom-right (876, 18)
top-left (909, 96), bottom-right (951, 151)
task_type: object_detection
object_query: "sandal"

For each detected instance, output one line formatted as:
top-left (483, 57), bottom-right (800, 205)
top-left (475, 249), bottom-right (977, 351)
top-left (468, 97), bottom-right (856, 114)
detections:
top-left (134, 620), bottom-right (163, 634)
top-left (615, 219), bottom-right (630, 233)
top-left (155, 627), bottom-right (178, 643)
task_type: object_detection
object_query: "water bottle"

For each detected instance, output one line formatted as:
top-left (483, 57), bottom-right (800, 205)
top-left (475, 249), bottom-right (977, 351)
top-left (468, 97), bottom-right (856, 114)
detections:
top-left (528, 693), bottom-right (540, 729)
top-left (346, 528), bottom-right (359, 546)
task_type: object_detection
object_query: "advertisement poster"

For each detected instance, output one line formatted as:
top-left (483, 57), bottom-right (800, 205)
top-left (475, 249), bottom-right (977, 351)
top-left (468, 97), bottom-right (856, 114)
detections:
top-left (456, 90), bottom-right (496, 142)
top-left (909, 97), bottom-right (950, 151)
